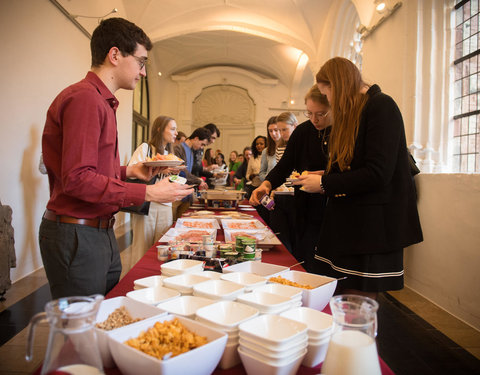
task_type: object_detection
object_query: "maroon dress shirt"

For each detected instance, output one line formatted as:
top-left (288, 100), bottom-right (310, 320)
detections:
top-left (42, 72), bottom-right (145, 219)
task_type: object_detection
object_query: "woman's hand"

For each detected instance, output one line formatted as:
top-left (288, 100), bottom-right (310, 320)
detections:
top-left (250, 181), bottom-right (272, 205)
top-left (292, 171), bottom-right (325, 193)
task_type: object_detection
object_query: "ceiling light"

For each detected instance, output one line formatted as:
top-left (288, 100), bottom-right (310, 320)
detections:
top-left (158, 72), bottom-right (162, 77)
top-left (374, 0), bottom-right (386, 13)
top-left (290, 99), bottom-right (295, 105)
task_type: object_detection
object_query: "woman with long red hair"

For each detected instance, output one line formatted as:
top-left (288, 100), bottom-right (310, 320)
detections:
top-left (294, 57), bottom-right (423, 299)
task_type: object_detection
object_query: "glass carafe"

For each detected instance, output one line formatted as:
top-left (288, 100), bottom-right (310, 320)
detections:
top-left (26, 294), bottom-right (104, 375)
top-left (321, 294), bottom-right (381, 375)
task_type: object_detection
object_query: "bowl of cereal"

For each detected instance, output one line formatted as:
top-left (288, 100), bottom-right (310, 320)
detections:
top-left (268, 270), bottom-right (337, 311)
top-left (108, 314), bottom-right (227, 375)
top-left (95, 296), bottom-right (166, 368)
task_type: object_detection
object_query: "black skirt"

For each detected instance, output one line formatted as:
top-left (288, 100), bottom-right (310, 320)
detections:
top-left (312, 247), bottom-right (404, 292)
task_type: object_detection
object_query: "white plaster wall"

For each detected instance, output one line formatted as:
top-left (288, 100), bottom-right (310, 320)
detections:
top-left (407, 174), bottom-right (480, 330)
top-left (361, 0), bottom-right (480, 330)
top-left (0, 0), bottom-right (133, 282)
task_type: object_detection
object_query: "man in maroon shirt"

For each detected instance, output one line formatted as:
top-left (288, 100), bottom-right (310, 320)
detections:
top-left (39, 18), bottom-right (193, 299)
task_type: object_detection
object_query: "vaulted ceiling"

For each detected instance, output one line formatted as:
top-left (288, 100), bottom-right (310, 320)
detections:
top-left (55, 0), bottom-right (378, 100)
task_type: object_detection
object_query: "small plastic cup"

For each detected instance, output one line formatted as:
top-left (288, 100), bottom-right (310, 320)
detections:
top-left (157, 245), bottom-right (169, 261)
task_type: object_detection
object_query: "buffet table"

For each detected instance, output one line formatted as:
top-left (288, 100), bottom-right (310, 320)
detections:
top-left (104, 205), bottom-right (395, 375)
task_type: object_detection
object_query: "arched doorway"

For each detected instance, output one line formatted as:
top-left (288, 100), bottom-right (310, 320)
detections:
top-left (192, 84), bottom-right (255, 158)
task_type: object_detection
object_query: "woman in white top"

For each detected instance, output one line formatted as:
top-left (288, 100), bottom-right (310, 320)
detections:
top-left (128, 116), bottom-right (179, 265)
top-left (259, 116), bottom-right (282, 181)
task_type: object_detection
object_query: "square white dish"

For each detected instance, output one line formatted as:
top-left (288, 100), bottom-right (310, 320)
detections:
top-left (161, 259), bottom-right (204, 276)
top-left (163, 273), bottom-right (211, 295)
top-left (126, 286), bottom-right (180, 305)
top-left (95, 297), bottom-right (166, 368)
top-left (133, 275), bottom-right (166, 290)
top-left (223, 261), bottom-right (288, 278)
top-left (270, 270), bottom-right (337, 311)
top-left (193, 279), bottom-right (245, 301)
top-left (238, 314), bottom-right (307, 347)
top-left (108, 314), bottom-right (227, 375)
top-left (236, 291), bottom-right (293, 314)
top-left (156, 295), bottom-right (216, 319)
top-left (220, 272), bottom-right (267, 292)
top-left (195, 300), bottom-right (259, 329)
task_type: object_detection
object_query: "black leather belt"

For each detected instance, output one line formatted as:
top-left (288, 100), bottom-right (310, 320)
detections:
top-left (43, 209), bottom-right (115, 229)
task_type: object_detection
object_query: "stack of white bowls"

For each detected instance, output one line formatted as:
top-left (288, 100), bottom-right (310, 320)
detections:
top-left (160, 259), bottom-right (204, 277)
top-left (238, 314), bottom-right (308, 375)
top-left (280, 307), bottom-right (333, 367)
top-left (195, 300), bottom-right (259, 369)
top-left (236, 291), bottom-right (295, 314)
top-left (162, 273), bottom-right (211, 295)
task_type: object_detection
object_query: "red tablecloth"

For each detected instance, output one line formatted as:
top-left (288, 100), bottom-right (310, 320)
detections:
top-left (104, 207), bottom-right (395, 375)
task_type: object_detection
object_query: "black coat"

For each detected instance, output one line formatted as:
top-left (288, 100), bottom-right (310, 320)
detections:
top-left (320, 85), bottom-right (423, 255)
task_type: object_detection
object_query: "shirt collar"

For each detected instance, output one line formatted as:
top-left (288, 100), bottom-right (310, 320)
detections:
top-left (85, 71), bottom-right (119, 110)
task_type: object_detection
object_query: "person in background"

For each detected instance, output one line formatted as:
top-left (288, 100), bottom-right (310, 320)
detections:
top-left (175, 131), bottom-right (187, 145)
top-left (295, 56), bottom-right (423, 298)
top-left (192, 123), bottom-right (221, 178)
top-left (245, 135), bottom-right (267, 198)
top-left (259, 116), bottom-right (281, 181)
top-left (215, 152), bottom-right (227, 169)
top-left (228, 151), bottom-right (241, 172)
top-left (202, 148), bottom-right (217, 169)
top-left (233, 146), bottom-right (252, 190)
top-left (250, 85), bottom-right (332, 271)
top-left (39, 18), bottom-right (193, 299)
top-left (128, 116), bottom-right (179, 265)
top-left (173, 128), bottom-right (210, 219)
top-left (275, 112), bottom-right (298, 161)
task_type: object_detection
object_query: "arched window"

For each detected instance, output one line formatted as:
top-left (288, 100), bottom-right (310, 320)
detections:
top-left (132, 76), bottom-right (149, 150)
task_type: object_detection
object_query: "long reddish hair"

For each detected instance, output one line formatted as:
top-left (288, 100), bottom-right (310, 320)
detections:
top-left (316, 57), bottom-right (369, 172)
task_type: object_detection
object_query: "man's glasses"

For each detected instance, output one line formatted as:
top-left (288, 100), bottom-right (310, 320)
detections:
top-left (131, 55), bottom-right (147, 70)
top-left (304, 111), bottom-right (329, 119)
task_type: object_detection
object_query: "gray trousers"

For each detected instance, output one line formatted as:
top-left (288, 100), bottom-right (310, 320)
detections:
top-left (39, 218), bottom-right (122, 299)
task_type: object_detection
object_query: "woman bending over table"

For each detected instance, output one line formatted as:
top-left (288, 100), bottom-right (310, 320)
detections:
top-left (293, 57), bottom-right (423, 299)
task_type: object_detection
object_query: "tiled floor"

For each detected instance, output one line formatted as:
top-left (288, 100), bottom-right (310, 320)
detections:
top-left (1, 226), bottom-right (479, 374)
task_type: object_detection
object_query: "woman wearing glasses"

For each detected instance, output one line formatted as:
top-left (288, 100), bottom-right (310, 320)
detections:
top-left (250, 86), bottom-right (331, 270)
top-left (294, 57), bottom-right (423, 298)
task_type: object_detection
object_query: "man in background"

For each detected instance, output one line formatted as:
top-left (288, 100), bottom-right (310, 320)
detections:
top-left (173, 128), bottom-right (210, 218)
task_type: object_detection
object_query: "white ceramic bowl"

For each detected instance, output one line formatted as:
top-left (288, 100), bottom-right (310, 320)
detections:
top-left (302, 335), bottom-right (330, 368)
top-left (239, 336), bottom-right (308, 359)
top-left (220, 272), bottom-right (267, 292)
top-left (195, 316), bottom-right (240, 334)
top-left (133, 275), bottom-right (166, 290)
top-left (126, 286), bottom-right (180, 305)
top-left (156, 295), bottom-right (216, 319)
top-left (95, 297), bottom-right (166, 368)
top-left (238, 333), bottom-right (308, 353)
top-left (193, 279), bottom-right (245, 301)
top-left (108, 315), bottom-right (227, 375)
top-left (218, 342), bottom-right (241, 370)
top-left (238, 314), bottom-right (307, 348)
top-left (271, 270), bottom-right (337, 311)
top-left (192, 270), bottom-right (223, 280)
top-left (195, 300), bottom-right (259, 330)
top-left (223, 261), bottom-right (288, 278)
top-left (236, 291), bottom-right (293, 314)
top-left (161, 259), bottom-right (204, 276)
top-left (254, 283), bottom-right (303, 302)
top-left (280, 307), bottom-right (333, 339)
top-left (162, 273), bottom-right (211, 295)
top-left (238, 345), bottom-right (307, 375)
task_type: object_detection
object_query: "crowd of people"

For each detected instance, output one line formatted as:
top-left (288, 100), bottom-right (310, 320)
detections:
top-left (38, 17), bottom-right (422, 301)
